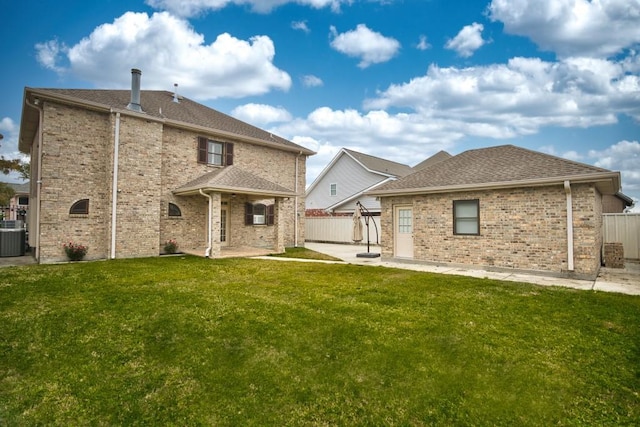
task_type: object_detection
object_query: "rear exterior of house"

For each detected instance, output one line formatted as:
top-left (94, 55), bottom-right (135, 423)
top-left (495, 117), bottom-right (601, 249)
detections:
top-left (19, 70), bottom-right (314, 263)
top-left (368, 145), bottom-right (623, 280)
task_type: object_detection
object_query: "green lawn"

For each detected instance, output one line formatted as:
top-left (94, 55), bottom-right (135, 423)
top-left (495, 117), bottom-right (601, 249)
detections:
top-left (1, 255), bottom-right (639, 426)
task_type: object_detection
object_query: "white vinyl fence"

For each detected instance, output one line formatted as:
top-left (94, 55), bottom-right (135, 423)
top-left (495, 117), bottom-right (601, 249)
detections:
top-left (305, 216), bottom-right (381, 245)
top-left (603, 214), bottom-right (640, 260)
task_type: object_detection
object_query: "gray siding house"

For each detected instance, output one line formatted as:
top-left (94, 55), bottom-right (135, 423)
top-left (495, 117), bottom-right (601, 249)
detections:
top-left (306, 148), bottom-right (450, 216)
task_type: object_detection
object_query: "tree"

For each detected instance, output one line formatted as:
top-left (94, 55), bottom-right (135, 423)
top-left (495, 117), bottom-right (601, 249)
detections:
top-left (0, 156), bottom-right (29, 207)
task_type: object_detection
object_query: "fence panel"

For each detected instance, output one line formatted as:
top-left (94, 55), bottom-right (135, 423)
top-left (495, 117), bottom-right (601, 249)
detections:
top-left (603, 214), bottom-right (640, 259)
top-left (305, 216), bottom-right (381, 245)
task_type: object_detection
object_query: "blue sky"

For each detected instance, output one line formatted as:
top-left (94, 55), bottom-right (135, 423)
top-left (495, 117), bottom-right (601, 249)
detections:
top-left (1, 0), bottom-right (639, 209)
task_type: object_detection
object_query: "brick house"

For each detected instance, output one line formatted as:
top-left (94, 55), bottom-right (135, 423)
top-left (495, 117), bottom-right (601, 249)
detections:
top-left (367, 145), bottom-right (624, 280)
top-left (19, 69), bottom-right (314, 263)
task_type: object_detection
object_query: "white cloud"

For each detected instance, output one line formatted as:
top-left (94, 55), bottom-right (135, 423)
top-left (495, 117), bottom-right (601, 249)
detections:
top-left (301, 74), bottom-right (323, 87)
top-left (292, 20), bottom-right (310, 33)
top-left (329, 24), bottom-right (400, 68)
top-left (589, 140), bottom-right (640, 192)
top-left (230, 103), bottom-right (293, 125)
top-left (416, 35), bottom-right (431, 51)
top-left (271, 107), bottom-right (459, 172)
top-left (488, 0), bottom-right (640, 58)
top-left (364, 56), bottom-right (640, 136)
top-left (445, 22), bottom-right (486, 58)
top-left (36, 11), bottom-right (291, 100)
top-left (35, 39), bottom-right (68, 73)
top-left (146, 0), bottom-right (347, 16)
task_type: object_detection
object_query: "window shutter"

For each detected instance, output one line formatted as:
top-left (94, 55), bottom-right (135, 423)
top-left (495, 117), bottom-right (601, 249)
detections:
top-left (225, 143), bottom-right (234, 166)
top-left (245, 203), bottom-right (254, 225)
top-left (266, 204), bottom-right (275, 226)
top-left (197, 137), bottom-right (207, 163)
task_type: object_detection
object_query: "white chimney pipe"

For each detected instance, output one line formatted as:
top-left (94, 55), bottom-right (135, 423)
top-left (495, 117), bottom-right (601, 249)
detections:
top-left (127, 69), bottom-right (143, 112)
top-left (173, 83), bottom-right (180, 103)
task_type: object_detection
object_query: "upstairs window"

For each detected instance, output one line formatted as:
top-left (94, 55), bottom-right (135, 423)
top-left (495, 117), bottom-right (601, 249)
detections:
top-left (197, 137), bottom-right (234, 166)
top-left (245, 203), bottom-right (275, 226)
top-left (453, 199), bottom-right (480, 235)
top-left (330, 183), bottom-right (337, 196)
top-left (70, 199), bottom-right (89, 215)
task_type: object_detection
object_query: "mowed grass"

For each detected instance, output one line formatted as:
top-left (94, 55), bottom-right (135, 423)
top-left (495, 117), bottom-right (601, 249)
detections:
top-left (1, 255), bottom-right (639, 426)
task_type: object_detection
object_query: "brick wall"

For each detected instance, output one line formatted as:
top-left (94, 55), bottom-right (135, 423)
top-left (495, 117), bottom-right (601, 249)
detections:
top-left (39, 102), bottom-right (112, 262)
top-left (380, 184), bottom-right (602, 278)
top-left (37, 101), bottom-right (307, 263)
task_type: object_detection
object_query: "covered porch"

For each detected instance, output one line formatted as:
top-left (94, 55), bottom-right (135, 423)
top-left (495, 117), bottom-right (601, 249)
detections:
top-left (171, 166), bottom-right (299, 259)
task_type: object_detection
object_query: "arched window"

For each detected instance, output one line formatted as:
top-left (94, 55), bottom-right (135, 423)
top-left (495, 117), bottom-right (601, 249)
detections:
top-left (69, 199), bottom-right (89, 215)
top-left (168, 203), bottom-right (182, 217)
top-left (245, 203), bottom-right (275, 225)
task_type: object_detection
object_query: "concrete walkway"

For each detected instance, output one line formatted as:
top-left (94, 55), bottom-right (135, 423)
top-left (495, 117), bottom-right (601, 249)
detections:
top-left (294, 243), bottom-right (640, 296)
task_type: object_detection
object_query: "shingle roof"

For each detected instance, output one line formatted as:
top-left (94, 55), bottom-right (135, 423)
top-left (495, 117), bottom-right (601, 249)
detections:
top-left (369, 145), bottom-right (620, 195)
top-left (173, 166), bottom-right (296, 197)
top-left (412, 150), bottom-right (452, 171)
top-left (343, 148), bottom-right (413, 177)
top-left (22, 88), bottom-right (313, 155)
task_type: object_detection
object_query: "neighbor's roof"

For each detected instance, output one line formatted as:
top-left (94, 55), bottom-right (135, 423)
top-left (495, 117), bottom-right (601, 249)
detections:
top-left (368, 145), bottom-right (621, 196)
top-left (412, 150), bottom-right (452, 171)
top-left (19, 88), bottom-right (314, 156)
top-left (173, 165), bottom-right (296, 197)
top-left (4, 182), bottom-right (29, 194)
top-left (343, 148), bottom-right (413, 177)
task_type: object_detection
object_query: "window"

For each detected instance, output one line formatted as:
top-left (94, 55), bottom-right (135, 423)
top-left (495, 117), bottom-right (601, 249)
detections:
top-left (70, 199), bottom-right (89, 215)
top-left (168, 203), bottom-right (182, 217)
top-left (245, 203), bottom-right (275, 226)
top-left (197, 137), bottom-right (234, 166)
top-left (18, 196), bottom-right (29, 206)
top-left (453, 200), bottom-right (479, 235)
top-left (330, 183), bottom-right (337, 196)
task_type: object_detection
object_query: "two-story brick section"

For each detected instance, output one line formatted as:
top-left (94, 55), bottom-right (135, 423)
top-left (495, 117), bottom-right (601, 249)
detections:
top-left (19, 69), bottom-right (315, 263)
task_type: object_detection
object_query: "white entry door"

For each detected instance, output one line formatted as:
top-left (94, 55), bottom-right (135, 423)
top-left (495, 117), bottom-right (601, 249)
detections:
top-left (394, 206), bottom-right (414, 258)
top-left (220, 206), bottom-right (229, 247)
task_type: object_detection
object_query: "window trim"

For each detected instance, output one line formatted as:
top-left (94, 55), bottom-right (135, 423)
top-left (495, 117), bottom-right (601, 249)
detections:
top-left (453, 199), bottom-right (480, 236)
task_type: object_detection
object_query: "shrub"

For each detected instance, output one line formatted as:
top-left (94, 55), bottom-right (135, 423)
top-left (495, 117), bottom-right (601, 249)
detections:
top-left (164, 239), bottom-right (178, 254)
top-left (63, 241), bottom-right (88, 261)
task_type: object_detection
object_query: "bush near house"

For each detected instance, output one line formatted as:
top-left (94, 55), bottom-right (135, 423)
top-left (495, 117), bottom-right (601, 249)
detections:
top-left (1, 256), bottom-right (638, 425)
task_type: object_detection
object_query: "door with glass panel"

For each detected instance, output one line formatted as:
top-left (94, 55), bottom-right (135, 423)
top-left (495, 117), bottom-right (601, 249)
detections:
top-left (394, 205), bottom-right (413, 258)
top-left (220, 206), bottom-right (229, 247)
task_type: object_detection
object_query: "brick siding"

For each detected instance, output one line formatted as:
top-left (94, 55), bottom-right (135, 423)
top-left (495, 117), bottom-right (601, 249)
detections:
top-left (37, 101), bottom-right (307, 263)
top-left (380, 183), bottom-right (602, 278)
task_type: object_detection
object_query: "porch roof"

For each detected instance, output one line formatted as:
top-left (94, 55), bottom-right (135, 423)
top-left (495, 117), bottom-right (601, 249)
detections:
top-left (173, 166), bottom-right (297, 197)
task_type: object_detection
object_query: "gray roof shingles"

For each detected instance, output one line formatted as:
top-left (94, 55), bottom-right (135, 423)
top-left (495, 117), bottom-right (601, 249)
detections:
top-left (373, 145), bottom-right (615, 193)
top-left (28, 88), bottom-right (313, 155)
top-left (343, 148), bottom-right (413, 177)
top-left (174, 166), bottom-right (295, 196)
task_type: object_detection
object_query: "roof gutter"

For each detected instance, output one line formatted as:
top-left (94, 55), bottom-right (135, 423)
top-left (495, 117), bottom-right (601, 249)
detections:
top-left (367, 172), bottom-right (621, 197)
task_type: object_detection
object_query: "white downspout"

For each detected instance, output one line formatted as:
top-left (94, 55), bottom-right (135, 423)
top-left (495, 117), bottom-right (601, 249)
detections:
top-left (110, 112), bottom-right (121, 259)
top-left (564, 180), bottom-right (574, 272)
top-left (25, 98), bottom-right (43, 261)
top-left (199, 189), bottom-right (212, 257)
top-left (294, 152), bottom-right (301, 247)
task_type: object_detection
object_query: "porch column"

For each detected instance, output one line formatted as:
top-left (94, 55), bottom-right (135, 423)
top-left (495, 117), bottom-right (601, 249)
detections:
top-left (210, 192), bottom-right (222, 258)
top-left (274, 197), bottom-right (285, 254)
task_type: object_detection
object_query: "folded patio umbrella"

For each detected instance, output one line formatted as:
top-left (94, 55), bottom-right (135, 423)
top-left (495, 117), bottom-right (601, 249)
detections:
top-left (352, 206), bottom-right (364, 242)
